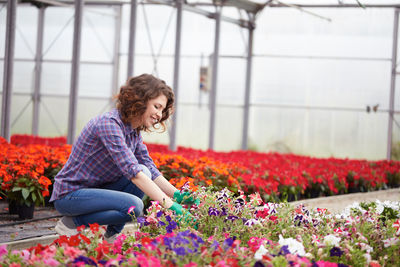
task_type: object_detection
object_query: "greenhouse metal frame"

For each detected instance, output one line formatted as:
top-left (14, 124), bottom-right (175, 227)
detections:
top-left (1, 0), bottom-right (399, 160)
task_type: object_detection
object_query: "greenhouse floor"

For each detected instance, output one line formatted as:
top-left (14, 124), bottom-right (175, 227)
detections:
top-left (0, 188), bottom-right (399, 250)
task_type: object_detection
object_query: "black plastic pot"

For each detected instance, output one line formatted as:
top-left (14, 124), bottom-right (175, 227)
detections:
top-left (8, 200), bottom-right (35, 220)
top-left (8, 200), bottom-right (19, 215)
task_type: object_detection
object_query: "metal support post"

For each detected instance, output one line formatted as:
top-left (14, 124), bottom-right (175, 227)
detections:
top-left (387, 8), bottom-right (399, 160)
top-left (1, 0), bottom-right (17, 142)
top-left (111, 5), bottom-right (122, 96)
top-left (241, 15), bottom-right (255, 150)
top-left (67, 0), bottom-right (83, 144)
top-left (32, 6), bottom-right (46, 136)
top-left (169, 0), bottom-right (183, 151)
top-left (127, 0), bottom-right (137, 78)
top-left (208, 6), bottom-right (221, 150)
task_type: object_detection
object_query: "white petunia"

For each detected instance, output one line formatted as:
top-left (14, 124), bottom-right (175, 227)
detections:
top-left (323, 234), bottom-right (341, 247)
top-left (376, 201), bottom-right (384, 214)
top-left (254, 245), bottom-right (269, 260)
top-left (383, 237), bottom-right (400, 248)
top-left (278, 235), bottom-right (306, 256)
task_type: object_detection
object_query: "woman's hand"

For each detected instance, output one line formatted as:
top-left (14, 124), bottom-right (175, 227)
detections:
top-left (169, 202), bottom-right (197, 229)
top-left (173, 190), bottom-right (200, 205)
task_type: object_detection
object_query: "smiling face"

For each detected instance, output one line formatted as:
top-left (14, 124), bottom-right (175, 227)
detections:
top-left (140, 94), bottom-right (168, 129)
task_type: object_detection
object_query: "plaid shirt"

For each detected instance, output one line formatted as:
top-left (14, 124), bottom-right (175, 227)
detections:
top-left (50, 108), bottom-right (161, 201)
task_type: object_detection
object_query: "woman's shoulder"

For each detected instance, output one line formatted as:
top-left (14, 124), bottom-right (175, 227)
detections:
top-left (94, 109), bottom-right (121, 123)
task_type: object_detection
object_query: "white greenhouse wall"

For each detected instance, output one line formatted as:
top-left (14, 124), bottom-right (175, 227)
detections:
top-left (0, 3), bottom-right (399, 160)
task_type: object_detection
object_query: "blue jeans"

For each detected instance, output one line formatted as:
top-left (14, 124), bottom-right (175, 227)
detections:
top-left (54, 165), bottom-right (151, 235)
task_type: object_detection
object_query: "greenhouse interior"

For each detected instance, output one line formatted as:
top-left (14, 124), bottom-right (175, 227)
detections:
top-left (2, 1), bottom-right (400, 266)
top-left (1, 0), bottom-right (400, 160)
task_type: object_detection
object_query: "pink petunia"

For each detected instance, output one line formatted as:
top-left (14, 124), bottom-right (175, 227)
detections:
top-left (128, 206), bottom-right (136, 214)
top-left (20, 249), bottom-right (30, 261)
top-left (215, 260), bottom-right (230, 267)
top-left (43, 258), bottom-right (60, 266)
top-left (315, 260), bottom-right (338, 267)
top-left (63, 245), bottom-right (83, 258)
top-left (0, 244), bottom-right (7, 259)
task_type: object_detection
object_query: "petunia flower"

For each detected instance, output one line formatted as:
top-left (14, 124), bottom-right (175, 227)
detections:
top-left (254, 244), bottom-right (269, 260)
top-left (393, 219), bottom-right (400, 235)
top-left (173, 246), bottom-right (186, 256)
top-left (127, 205), bottom-right (136, 214)
top-left (224, 215), bottom-right (239, 222)
top-left (208, 207), bottom-right (220, 216)
top-left (330, 246), bottom-right (344, 257)
top-left (278, 235), bottom-right (306, 256)
top-left (311, 234), bottom-right (321, 245)
top-left (244, 218), bottom-right (261, 227)
top-left (383, 237), bottom-right (399, 248)
top-left (72, 255), bottom-right (98, 266)
top-left (0, 244), bottom-right (8, 259)
top-left (323, 234), bottom-right (341, 247)
top-left (315, 260), bottom-right (339, 267)
top-left (43, 258), bottom-right (60, 267)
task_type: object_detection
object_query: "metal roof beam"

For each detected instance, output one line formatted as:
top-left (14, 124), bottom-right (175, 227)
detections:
top-left (148, 0), bottom-right (255, 28)
top-left (267, 3), bottom-right (400, 8)
top-left (220, 0), bottom-right (265, 14)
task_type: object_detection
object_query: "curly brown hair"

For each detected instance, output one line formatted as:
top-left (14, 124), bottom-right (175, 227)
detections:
top-left (116, 74), bottom-right (174, 132)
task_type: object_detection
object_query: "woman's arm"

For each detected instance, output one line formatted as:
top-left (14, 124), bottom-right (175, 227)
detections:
top-left (131, 172), bottom-right (174, 208)
top-left (153, 175), bottom-right (178, 198)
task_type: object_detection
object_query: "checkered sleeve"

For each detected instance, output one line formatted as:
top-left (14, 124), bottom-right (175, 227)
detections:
top-left (135, 133), bottom-right (162, 180)
top-left (97, 117), bottom-right (143, 179)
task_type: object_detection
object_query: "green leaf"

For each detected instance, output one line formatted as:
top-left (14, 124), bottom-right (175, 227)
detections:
top-left (29, 186), bottom-right (36, 192)
top-left (32, 193), bottom-right (36, 202)
top-left (22, 188), bottom-right (30, 200)
top-left (11, 187), bottom-right (22, 192)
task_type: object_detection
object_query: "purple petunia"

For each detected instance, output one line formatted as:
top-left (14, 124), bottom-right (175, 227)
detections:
top-left (137, 217), bottom-right (149, 227)
top-left (279, 245), bottom-right (290, 256)
top-left (223, 236), bottom-right (236, 249)
top-left (166, 220), bottom-right (178, 233)
top-left (330, 246), bottom-right (344, 257)
top-left (173, 246), bottom-right (186, 256)
top-left (73, 256), bottom-right (97, 266)
top-left (211, 240), bottom-right (220, 250)
top-left (208, 207), bottom-right (220, 216)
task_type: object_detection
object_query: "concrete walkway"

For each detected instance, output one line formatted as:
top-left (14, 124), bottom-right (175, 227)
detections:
top-left (1, 188), bottom-right (399, 250)
top-left (290, 188), bottom-right (400, 214)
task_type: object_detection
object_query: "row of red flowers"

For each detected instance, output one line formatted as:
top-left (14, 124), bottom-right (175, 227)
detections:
top-left (3, 135), bottom-right (400, 203)
top-left (147, 144), bottom-right (400, 201)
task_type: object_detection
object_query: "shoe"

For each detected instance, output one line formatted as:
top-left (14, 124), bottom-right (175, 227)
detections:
top-left (104, 233), bottom-right (118, 244)
top-left (55, 217), bottom-right (78, 236)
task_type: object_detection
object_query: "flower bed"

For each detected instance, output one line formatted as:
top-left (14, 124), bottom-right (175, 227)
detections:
top-left (1, 187), bottom-right (399, 266)
top-left (10, 135), bottom-right (67, 147)
top-left (147, 144), bottom-right (400, 201)
top-left (2, 135), bottom-right (400, 203)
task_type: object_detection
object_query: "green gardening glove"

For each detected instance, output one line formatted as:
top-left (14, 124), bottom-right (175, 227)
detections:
top-left (173, 190), bottom-right (200, 205)
top-left (169, 202), bottom-right (198, 229)
top-left (169, 202), bottom-right (184, 215)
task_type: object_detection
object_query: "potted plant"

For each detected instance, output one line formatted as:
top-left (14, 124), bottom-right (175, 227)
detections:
top-left (0, 143), bottom-right (52, 220)
top-left (9, 176), bottom-right (51, 218)
top-left (2, 175), bottom-right (51, 220)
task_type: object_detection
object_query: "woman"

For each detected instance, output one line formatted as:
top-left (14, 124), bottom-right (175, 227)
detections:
top-left (50, 74), bottom-right (195, 242)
